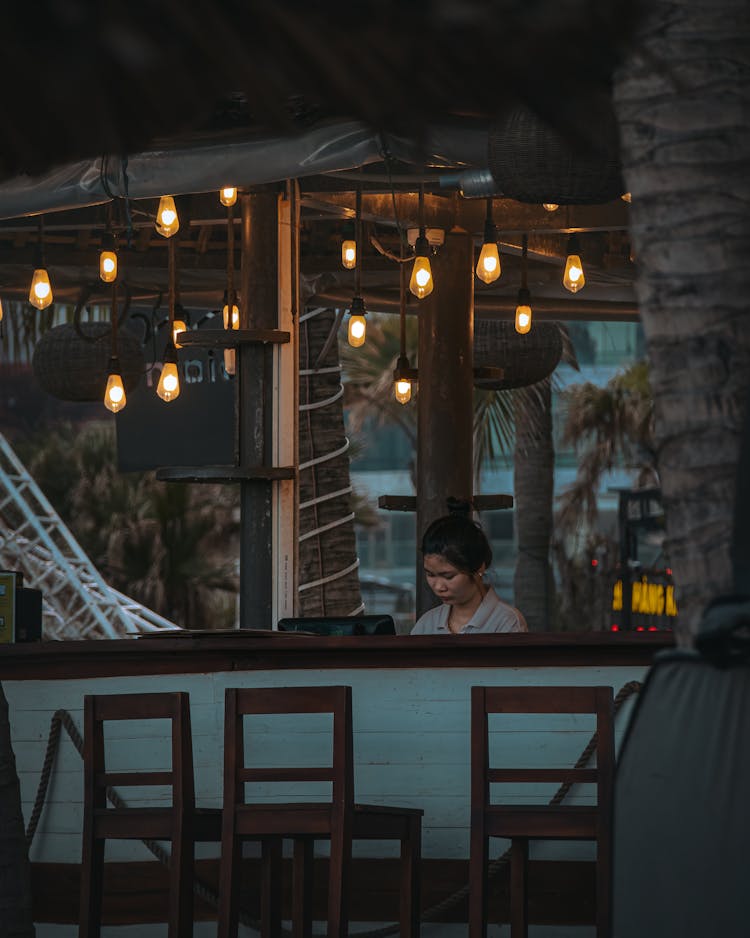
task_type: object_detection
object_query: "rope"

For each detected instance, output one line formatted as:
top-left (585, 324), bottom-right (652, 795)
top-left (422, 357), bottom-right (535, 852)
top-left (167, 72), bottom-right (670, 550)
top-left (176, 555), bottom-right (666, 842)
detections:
top-left (26, 680), bottom-right (642, 936)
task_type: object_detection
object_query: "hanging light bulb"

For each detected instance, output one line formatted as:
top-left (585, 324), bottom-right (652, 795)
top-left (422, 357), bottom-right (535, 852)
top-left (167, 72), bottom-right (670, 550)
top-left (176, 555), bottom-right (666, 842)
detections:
top-left (393, 355), bottom-right (416, 405)
top-left (341, 239), bottom-right (356, 269)
top-left (104, 357), bottom-right (126, 413)
top-left (0, 298), bottom-right (3, 322)
top-left (219, 186), bottom-right (238, 207)
top-left (29, 266), bottom-right (53, 309)
top-left (222, 291), bottom-right (240, 330)
top-left (156, 342), bottom-right (181, 402)
top-left (99, 231), bottom-right (118, 283)
top-left (155, 196), bottom-right (179, 238)
top-left (515, 287), bottom-right (532, 335)
top-left (347, 295), bottom-right (367, 348)
top-left (409, 233), bottom-right (433, 299)
top-left (562, 234), bottom-right (586, 293)
top-left (621, 192), bottom-right (632, 203)
top-left (542, 203), bottom-right (559, 212)
top-left (172, 303), bottom-right (187, 347)
top-left (476, 201), bottom-right (501, 284)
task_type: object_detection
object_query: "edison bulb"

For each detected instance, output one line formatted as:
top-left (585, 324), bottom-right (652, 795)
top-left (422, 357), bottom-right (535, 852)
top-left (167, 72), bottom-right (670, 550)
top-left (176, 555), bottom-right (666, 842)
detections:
top-left (621, 192), bottom-right (632, 203)
top-left (172, 319), bottom-right (187, 347)
top-left (104, 373), bottom-right (126, 413)
top-left (99, 250), bottom-right (117, 283)
top-left (156, 362), bottom-right (181, 401)
top-left (220, 187), bottom-right (238, 207)
top-left (223, 302), bottom-right (240, 330)
top-left (394, 378), bottom-right (412, 404)
top-left (409, 256), bottom-right (433, 299)
top-left (348, 314), bottom-right (366, 348)
top-left (29, 268), bottom-right (53, 309)
top-left (156, 196), bottom-right (179, 238)
top-left (563, 254), bottom-right (586, 293)
top-left (224, 349), bottom-right (236, 376)
top-left (341, 240), bottom-right (356, 269)
top-left (0, 298), bottom-right (3, 322)
top-left (515, 304), bottom-right (532, 335)
top-left (476, 242), bottom-right (501, 284)
top-left (542, 203), bottom-right (559, 212)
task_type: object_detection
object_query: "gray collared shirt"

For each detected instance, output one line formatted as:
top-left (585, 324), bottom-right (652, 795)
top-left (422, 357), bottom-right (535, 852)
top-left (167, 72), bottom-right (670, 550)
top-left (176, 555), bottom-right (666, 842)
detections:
top-left (411, 586), bottom-right (528, 634)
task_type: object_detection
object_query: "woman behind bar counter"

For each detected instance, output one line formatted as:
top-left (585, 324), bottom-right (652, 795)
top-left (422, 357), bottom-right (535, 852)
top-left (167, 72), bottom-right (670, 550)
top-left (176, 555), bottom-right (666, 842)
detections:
top-left (411, 514), bottom-right (528, 634)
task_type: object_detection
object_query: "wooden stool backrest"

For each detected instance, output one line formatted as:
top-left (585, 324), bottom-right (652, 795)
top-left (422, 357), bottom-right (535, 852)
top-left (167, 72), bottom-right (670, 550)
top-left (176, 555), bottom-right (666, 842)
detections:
top-left (83, 691), bottom-right (195, 812)
top-left (471, 685), bottom-right (615, 811)
top-left (224, 685), bottom-right (354, 809)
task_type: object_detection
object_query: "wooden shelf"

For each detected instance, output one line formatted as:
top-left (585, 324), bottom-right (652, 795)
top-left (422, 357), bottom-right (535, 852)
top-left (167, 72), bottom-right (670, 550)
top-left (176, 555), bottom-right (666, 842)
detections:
top-left (156, 466), bottom-right (295, 484)
top-left (177, 329), bottom-right (290, 349)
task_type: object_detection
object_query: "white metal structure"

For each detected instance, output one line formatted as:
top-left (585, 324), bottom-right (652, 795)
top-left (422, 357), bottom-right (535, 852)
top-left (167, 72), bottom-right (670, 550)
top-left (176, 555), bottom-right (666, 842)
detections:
top-left (0, 432), bottom-right (180, 639)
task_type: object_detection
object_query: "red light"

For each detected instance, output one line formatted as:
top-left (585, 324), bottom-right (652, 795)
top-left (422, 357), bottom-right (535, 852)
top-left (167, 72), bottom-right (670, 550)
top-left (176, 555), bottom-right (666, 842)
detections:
top-left (648, 626), bottom-right (659, 632)
top-left (636, 626), bottom-right (645, 632)
top-left (591, 559), bottom-right (598, 567)
top-left (610, 624), bottom-right (620, 632)
top-left (666, 568), bottom-right (672, 576)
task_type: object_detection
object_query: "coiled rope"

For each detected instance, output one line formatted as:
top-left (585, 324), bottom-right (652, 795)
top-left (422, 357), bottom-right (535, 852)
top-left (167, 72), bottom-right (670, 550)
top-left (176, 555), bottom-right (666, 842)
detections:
top-left (26, 680), bottom-right (642, 936)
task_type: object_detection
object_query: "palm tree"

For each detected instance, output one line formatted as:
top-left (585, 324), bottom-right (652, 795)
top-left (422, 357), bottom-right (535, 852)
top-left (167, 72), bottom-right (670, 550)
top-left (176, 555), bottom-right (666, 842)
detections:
top-left (614, 0), bottom-right (750, 640)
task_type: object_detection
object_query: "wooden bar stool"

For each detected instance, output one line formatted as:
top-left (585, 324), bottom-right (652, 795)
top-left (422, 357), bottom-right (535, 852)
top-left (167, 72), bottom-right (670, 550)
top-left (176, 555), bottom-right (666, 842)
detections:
top-left (217, 685), bottom-right (423, 938)
top-left (469, 685), bottom-right (615, 938)
top-left (79, 692), bottom-right (222, 938)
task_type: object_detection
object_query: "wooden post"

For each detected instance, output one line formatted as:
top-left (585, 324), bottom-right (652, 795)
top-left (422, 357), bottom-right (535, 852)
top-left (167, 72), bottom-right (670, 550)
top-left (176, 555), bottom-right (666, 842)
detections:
top-left (238, 190), bottom-right (278, 629)
top-left (416, 229), bottom-right (475, 617)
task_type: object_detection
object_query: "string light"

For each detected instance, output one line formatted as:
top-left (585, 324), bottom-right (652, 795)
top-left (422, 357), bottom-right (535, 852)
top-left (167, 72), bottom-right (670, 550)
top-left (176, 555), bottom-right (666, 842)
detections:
top-left (393, 262), bottom-right (416, 403)
top-left (410, 186), bottom-right (433, 298)
top-left (104, 282), bottom-right (126, 413)
top-left (341, 239), bottom-right (356, 269)
top-left (155, 195), bottom-right (179, 238)
top-left (542, 203), bottom-right (559, 212)
top-left (346, 188), bottom-right (368, 347)
top-left (476, 199), bottom-right (501, 284)
top-left (172, 302), bottom-right (187, 348)
top-left (29, 219), bottom-right (53, 310)
top-left (515, 234), bottom-right (532, 335)
top-left (347, 295), bottom-right (367, 348)
top-left (157, 237), bottom-right (181, 400)
top-left (621, 192), bottom-right (632, 203)
top-left (223, 197), bottom-right (239, 375)
top-left (156, 343), bottom-right (181, 401)
top-left (99, 231), bottom-right (117, 283)
top-left (562, 234), bottom-right (586, 293)
top-left (104, 358), bottom-right (126, 413)
top-left (219, 186), bottom-right (237, 207)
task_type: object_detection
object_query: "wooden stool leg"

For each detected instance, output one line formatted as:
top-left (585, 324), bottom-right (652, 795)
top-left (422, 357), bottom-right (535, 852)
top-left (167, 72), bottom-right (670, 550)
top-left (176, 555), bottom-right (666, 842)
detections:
top-left (468, 827), bottom-right (488, 938)
top-left (79, 835), bottom-right (104, 938)
top-left (510, 838), bottom-right (529, 938)
top-left (217, 826), bottom-right (241, 938)
top-left (597, 834), bottom-right (612, 938)
top-left (327, 820), bottom-right (352, 938)
top-left (293, 838), bottom-right (314, 938)
top-left (261, 837), bottom-right (283, 938)
top-left (400, 815), bottom-right (422, 938)
top-left (169, 823), bottom-right (194, 938)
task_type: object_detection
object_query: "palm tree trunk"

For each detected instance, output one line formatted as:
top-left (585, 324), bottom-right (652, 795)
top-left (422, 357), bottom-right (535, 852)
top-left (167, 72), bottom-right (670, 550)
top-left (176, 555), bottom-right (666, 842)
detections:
top-left (0, 684), bottom-right (35, 938)
top-left (298, 308), bottom-right (363, 616)
top-left (513, 382), bottom-right (555, 630)
top-left (614, 0), bottom-right (750, 640)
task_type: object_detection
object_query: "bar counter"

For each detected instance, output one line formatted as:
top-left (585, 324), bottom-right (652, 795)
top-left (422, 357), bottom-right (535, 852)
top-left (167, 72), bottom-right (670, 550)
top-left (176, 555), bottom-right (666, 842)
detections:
top-left (1, 631), bottom-right (672, 930)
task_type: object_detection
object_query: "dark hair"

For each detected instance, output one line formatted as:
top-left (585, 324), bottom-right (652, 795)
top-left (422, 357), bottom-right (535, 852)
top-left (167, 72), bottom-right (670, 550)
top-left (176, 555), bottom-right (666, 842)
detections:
top-left (421, 514), bottom-right (492, 574)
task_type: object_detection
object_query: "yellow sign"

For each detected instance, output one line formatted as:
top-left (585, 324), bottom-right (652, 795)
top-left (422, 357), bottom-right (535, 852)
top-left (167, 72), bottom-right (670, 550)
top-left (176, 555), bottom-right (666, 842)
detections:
top-left (612, 576), bottom-right (678, 617)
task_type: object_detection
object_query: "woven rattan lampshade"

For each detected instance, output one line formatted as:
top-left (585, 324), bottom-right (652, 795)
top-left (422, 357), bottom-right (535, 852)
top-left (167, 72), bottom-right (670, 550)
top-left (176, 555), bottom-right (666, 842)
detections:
top-left (488, 101), bottom-right (623, 205)
top-left (473, 320), bottom-right (563, 390)
top-left (32, 322), bottom-right (145, 402)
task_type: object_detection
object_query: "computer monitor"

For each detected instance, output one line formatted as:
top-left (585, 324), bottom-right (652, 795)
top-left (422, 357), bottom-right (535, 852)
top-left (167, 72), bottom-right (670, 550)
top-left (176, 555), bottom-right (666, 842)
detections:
top-left (277, 615), bottom-right (396, 636)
